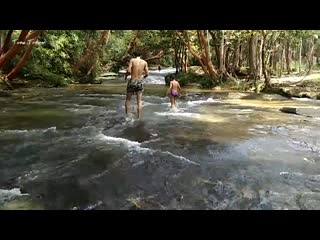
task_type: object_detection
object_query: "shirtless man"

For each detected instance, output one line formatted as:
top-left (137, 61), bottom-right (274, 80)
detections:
top-left (167, 78), bottom-right (181, 108)
top-left (124, 51), bottom-right (149, 120)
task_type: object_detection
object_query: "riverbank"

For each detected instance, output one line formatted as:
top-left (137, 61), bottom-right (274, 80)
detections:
top-left (1, 70), bottom-right (320, 100)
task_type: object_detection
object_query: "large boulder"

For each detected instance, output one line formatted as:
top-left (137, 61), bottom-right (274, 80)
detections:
top-left (0, 90), bottom-right (12, 97)
top-left (79, 76), bottom-right (102, 84)
top-left (280, 107), bottom-right (320, 117)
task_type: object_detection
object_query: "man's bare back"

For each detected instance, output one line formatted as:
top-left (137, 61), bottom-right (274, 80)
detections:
top-left (125, 57), bottom-right (148, 81)
top-left (125, 54), bottom-right (149, 121)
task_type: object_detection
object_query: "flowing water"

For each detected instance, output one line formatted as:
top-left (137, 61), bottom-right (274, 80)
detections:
top-left (1, 68), bottom-right (320, 210)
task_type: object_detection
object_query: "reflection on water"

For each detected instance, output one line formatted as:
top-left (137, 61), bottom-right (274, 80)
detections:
top-left (1, 81), bottom-right (320, 209)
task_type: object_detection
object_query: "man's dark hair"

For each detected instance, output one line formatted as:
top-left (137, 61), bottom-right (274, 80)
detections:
top-left (131, 50), bottom-right (142, 58)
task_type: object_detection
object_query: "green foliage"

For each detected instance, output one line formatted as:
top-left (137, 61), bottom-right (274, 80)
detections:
top-left (22, 31), bottom-right (84, 78)
top-left (22, 63), bottom-right (67, 87)
top-left (199, 76), bottom-right (215, 89)
top-left (175, 73), bottom-right (200, 86)
top-left (3, 30), bottom-right (320, 89)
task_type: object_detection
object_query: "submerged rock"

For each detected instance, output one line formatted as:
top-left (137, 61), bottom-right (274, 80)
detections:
top-left (79, 76), bottom-right (102, 84)
top-left (280, 107), bottom-right (320, 117)
top-left (0, 90), bottom-right (12, 97)
top-left (296, 192), bottom-right (320, 210)
top-left (280, 107), bottom-right (298, 114)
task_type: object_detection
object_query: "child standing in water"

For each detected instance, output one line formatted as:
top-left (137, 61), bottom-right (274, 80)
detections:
top-left (167, 78), bottom-right (181, 108)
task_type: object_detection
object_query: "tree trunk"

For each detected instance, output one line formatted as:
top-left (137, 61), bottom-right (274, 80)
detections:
top-left (0, 30), bottom-right (13, 55)
top-left (145, 50), bottom-right (165, 62)
top-left (256, 36), bottom-right (263, 79)
top-left (177, 31), bottom-right (209, 75)
top-left (299, 38), bottom-right (302, 73)
top-left (75, 30), bottom-right (110, 72)
top-left (208, 30), bottom-right (221, 68)
top-left (6, 31), bottom-right (41, 80)
top-left (225, 47), bottom-right (230, 70)
top-left (262, 33), bottom-right (272, 90)
top-left (214, 43), bottom-right (220, 67)
top-left (198, 30), bottom-right (218, 79)
top-left (272, 47), bottom-right (277, 73)
top-left (173, 38), bottom-right (179, 73)
top-left (294, 47), bottom-right (297, 71)
top-left (86, 30), bottom-right (111, 76)
top-left (248, 34), bottom-right (258, 80)
top-left (239, 44), bottom-right (243, 68)
top-left (285, 40), bottom-right (291, 74)
top-left (0, 31), bottom-right (4, 49)
top-left (179, 43), bottom-right (183, 72)
top-left (308, 38), bottom-right (315, 72)
top-left (219, 30), bottom-right (225, 73)
top-left (279, 47), bottom-right (285, 77)
top-left (0, 30), bottom-right (30, 70)
top-left (183, 46), bottom-right (188, 73)
top-left (183, 48), bottom-right (189, 73)
top-left (233, 40), bottom-right (240, 69)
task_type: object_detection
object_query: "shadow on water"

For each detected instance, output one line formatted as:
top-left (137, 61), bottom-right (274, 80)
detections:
top-left (118, 121), bottom-right (152, 143)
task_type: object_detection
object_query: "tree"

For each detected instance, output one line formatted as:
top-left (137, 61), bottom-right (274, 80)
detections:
top-left (6, 31), bottom-right (42, 80)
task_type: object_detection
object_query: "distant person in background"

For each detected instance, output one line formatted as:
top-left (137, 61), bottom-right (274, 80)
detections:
top-left (124, 51), bottom-right (149, 121)
top-left (167, 78), bottom-right (181, 108)
top-left (158, 65), bottom-right (161, 72)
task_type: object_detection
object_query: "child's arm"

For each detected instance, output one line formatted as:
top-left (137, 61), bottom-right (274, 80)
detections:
top-left (177, 82), bottom-right (181, 91)
top-left (167, 81), bottom-right (172, 95)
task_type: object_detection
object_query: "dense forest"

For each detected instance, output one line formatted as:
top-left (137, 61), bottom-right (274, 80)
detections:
top-left (1, 30), bottom-right (320, 92)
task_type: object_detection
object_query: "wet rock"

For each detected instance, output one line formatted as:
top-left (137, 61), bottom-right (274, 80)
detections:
top-left (84, 201), bottom-right (103, 210)
top-left (298, 92), bottom-right (319, 99)
top-left (297, 108), bottom-right (320, 117)
top-left (100, 72), bottom-right (118, 77)
top-left (256, 200), bottom-right (272, 210)
top-left (214, 181), bottom-right (224, 194)
top-left (188, 66), bottom-right (206, 75)
top-left (0, 90), bottom-right (12, 97)
top-left (241, 186), bottom-right (258, 200)
top-left (228, 92), bottom-right (251, 99)
top-left (177, 195), bottom-right (184, 202)
top-left (280, 107), bottom-right (297, 114)
top-left (296, 193), bottom-right (320, 210)
top-left (202, 188), bottom-right (209, 196)
top-left (127, 197), bottom-right (165, 210)
top-left (280, 107), bottom-right (320, 117)
top-left (0, 188), bottom-right (29, 204)
top-left (79, 76), bottom-right (102, 84)
top-left (168, 198), bottom-right (178, 209)
top-left (0, 198), bottom-right (43, 210)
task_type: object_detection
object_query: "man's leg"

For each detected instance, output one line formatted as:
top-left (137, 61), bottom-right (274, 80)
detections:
top-left (136, 92), bottom-right (143, 120)
top-left (125, 92), bottom-right (133, 117)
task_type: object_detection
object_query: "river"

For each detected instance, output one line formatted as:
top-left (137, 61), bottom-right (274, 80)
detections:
top-left (1, 68), bottom-right (320, 210)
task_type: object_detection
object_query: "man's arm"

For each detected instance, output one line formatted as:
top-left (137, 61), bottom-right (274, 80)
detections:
top-left (143, 61), bottom-right (149, 78)
top-left (125, 59), bottom-right (133, 80)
